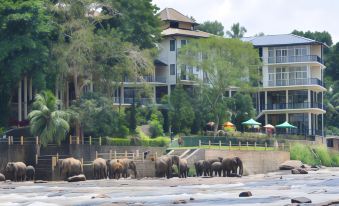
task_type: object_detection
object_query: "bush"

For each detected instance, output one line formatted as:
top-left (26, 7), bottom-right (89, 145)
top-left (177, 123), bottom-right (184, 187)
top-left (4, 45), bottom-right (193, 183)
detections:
top-left (314, 145), bottom-right (332, 166)
top-left (103, 137), bottom-right (131, 146)
top-left (149, 113), bottom-right (163, 138)
top-left (331, 154), bottom-right (339, 166)
top-left (290, 143), bottom-right (317, 165)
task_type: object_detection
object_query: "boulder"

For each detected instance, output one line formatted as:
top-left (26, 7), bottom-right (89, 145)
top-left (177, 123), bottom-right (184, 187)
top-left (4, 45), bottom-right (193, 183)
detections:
top-left (239, 191), bottom-right (252, 197)
top-left (91, 194), bottom-right (110, 199)
top-left (279, 160), bottom-right (303, 170)
top-left (67, 174), bottom-right (86, 182)
top-left (0, 173), bottom-right (5, 181)
top-left (291, 197), bottom-right (312, 203)
top-left (172, 199), bottom-right (187, 204)
top-left (297, 168), bottom-right (308, 174)
top-left (291, 169), bottom-right (300, 174)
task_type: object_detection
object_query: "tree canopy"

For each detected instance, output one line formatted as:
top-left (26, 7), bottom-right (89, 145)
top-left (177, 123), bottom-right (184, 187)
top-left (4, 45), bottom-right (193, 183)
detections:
top-left (226, 23), bottom-right (247, 38)
top-left (197, 20), bottom-right (224, 36)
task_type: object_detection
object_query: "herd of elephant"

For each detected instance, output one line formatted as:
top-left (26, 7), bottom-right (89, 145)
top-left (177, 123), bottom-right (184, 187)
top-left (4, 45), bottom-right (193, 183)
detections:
top-left (1, 156), bottom-right (243, 181)
top-left (155, 155), bottom-right (243, 178)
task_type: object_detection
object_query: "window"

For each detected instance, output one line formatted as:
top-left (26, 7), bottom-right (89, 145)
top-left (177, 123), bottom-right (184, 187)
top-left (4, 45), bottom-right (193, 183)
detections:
top-left (170, 40), bottom-right (175, 51)
top-left (170, 21), bottom-right (179, 28)
top-left (181, 40), bottom-right (187, 47)
top-left (170, 64), bottom-right (175, 75)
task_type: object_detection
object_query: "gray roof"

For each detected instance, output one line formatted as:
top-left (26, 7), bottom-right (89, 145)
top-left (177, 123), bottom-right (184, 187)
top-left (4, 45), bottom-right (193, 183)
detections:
top-left (158, 8), bottom-right (197, 25)
top-left (242, 34), bottom-right (324, 47)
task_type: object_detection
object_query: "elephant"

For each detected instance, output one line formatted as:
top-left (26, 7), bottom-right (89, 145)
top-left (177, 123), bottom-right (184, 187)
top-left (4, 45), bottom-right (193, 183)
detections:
top-left (155, 155), bottom-right (178, 178)
top-left (202, 157), bottom-right (223, 176)
top-left (194, 160), bottom-right (204, 177)
top-left (174, 157), bottom-right (189, 178)
top-left (93, 158), bottom-right (107, 179)
top-left (26, 165), bottom-right (35, 181)
top-left (5, 162), bottom-right (26, 181)
top-left (221, 157), bottom-right (243, 177)
top-left (58, 157), bottom-right (83, 179)
top-left (211, 162), bottom-right (222, 177)
top-left (107, 159), bottom-right (123, 179)
top-left (119, 159), bottom-right (137, 178)
top-left (0, 173), bottom-right (5, 181)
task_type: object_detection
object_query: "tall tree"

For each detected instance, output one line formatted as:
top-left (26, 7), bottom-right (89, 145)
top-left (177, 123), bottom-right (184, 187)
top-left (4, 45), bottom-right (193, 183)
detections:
top-left (197, 20), bottom-right (224, 36)
top-left (179, 37), bottom-right (261, 135)
top-left (291, 30), bottom-right (333, 47)
top-left (0, 0), bottom-right (55, 126)
top-left (28, 91), bottom-right (69, 146)
top-left (226, 23), bottom-right (247, 38)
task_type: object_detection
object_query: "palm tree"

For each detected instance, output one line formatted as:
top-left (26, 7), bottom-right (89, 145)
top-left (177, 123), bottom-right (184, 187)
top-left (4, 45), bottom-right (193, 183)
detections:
top-left (28, 91), bottom-right (70, 146)
top-left (226, 23), bottom-right (247, 38)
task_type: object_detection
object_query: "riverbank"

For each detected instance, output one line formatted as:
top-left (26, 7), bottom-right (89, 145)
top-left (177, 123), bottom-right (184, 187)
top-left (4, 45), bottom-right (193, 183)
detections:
top-left (1, 168), bottom-right (339, 205)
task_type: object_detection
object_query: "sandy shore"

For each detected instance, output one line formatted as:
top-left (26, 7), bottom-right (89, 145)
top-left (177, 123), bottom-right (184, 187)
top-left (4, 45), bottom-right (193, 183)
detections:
top-left (1, 168), bottom-right (339, 205)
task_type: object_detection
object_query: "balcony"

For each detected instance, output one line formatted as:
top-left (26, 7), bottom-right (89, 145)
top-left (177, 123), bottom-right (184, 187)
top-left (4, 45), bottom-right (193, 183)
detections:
top-left (260, 102), bottom-right (323, 111)
top-left (267, 55), bottom-right (323, 64)
top-left (124, 76), bottom-right (167, 83)
top-left (267, 78), bottom-right (324, 87)
top-left (113, 97), bottom-right (154, 105)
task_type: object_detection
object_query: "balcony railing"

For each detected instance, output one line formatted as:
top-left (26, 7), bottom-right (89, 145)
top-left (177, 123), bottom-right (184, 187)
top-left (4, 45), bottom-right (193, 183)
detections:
top-left (267, 55), bottom-right (323, 64)
top-left (267, 78), bottom-right (324, 87)
top-left (260, 102), bottom-right (323, 111)
top-left (124, 76), bottom-right (167, 83)
top-left (113, 97), bottom-right (154, 105)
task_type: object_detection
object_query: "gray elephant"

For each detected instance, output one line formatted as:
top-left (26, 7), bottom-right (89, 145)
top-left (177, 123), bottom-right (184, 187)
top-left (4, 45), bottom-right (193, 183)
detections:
top-left (202, 157), bottom-right (223, 176)
top-left (107, 159), bottom-right (123, 179)
top-left (26, 165), bottom-right (35, 181)
top-left (173, 157), bottom-right (188, 178)
top-left (194, 160), bottom-right (204, 177)
top-left (93, 158), bottom-right (107, 179)
top-left (58, 157), bottom-right (83, 179)
top-left (0, 173), bottom-right (5, 181)
top-left (221, 157), bottom-right (243, 177)
top-left (211, 162), bottom-right (222, 177)
top-left (119, 159), bottom-right (137, 178)
top-left (5, 162), bottom-right (27, 181)
top-left (155, 155), bottom-right (178, 178)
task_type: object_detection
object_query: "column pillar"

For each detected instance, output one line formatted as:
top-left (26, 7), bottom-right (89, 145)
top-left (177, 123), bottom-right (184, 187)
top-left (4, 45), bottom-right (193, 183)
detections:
top-left (264, 91), bottom-right (267, 110)
top-left (286, 90), bottom-right (289, 109)
top-left (29, 77), bottom-right (32, 101)
top-left (228, 90), bottom-right (232, 97)
top-left (153, 86), bottom-right (156, 104)
top-left (264, 113), bottom-right (268, 125)
top-left (167, 85), bottom-right (171, 96)
top-left (307, 89), bottom-right (311, 108)
top-left (308, 113), bottom-right (312, 136)
top-left (18, 80), bottom-right (22, 122)
top-left (321, 114), bottom-right (324, 137)
top-left (120, 85), bottom-right (124, 104)
top-left (24, 76), bottom-right (28, 119)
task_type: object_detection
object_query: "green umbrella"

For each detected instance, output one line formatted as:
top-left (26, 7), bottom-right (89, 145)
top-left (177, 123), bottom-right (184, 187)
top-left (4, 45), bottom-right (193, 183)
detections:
top-left (275, 121), bottom-right (297, 129)
top-left (241, 118), bottom-right (262, 126)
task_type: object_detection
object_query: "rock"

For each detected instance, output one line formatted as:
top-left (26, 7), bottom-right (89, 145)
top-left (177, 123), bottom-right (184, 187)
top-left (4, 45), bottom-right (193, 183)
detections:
top-left (279, 160), bottom-right (303, 170)
top-left (239, 191), bottom-right (252, 197)
top-left (34, 180), bottom-right (48, 183)
top-left (67, 174), bottom-right (86, 182)
top-left (0, 173), bottom-right (5, 181)
top-left (173, 199), bottom-right (187, 204)
top-left (91, 194), bottom-right (110, 199)
top-left (297, 168), bottom-right (308, 174)
top-left (291, 169), bottom-right (300, 174)
top-left (189, 197), bottom-right (194, 201)
top-left (291, 197), bottom-right (312, 203)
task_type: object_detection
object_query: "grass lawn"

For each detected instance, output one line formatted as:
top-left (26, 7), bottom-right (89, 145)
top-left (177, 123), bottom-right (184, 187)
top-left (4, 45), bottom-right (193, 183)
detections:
top-left (168, 145), bottom-right (276, 151)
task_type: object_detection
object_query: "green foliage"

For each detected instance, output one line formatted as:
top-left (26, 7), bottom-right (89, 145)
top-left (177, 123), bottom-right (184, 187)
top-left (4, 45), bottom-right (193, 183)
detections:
top-left (28, 91), bottom-right (70, 146)
top-left (314, 145), bottom-right (332, 166)
top-left (169, 85), bottom-right (195, 134)
top-left (231, 93), bottom-right (256, 130)
top-left (103, 137), bottom-right (131, 146)
top-left (290, 144), bottom-right (317, 165)
top-left (226, 22), bottom-right (247, 38)
top-left (149, 113), bottom-right (163, 138)
top-left (0, 0), bottom-right (55, 126)
top-left (291, 30), bottom-right (333, 46)
top-left (197, 20), bottom-right (224, 36)
top-left (136, 126), bottom-right (170, 147)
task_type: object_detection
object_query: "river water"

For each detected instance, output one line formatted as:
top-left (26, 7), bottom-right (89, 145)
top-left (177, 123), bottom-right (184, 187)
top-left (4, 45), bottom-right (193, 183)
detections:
top-left (1, 168), bottom-right (339, 206)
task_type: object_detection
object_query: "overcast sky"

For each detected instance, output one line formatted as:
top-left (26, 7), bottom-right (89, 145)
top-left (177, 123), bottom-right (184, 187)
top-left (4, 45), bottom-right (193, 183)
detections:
top-left (152, 0), bottom-right (339, 44)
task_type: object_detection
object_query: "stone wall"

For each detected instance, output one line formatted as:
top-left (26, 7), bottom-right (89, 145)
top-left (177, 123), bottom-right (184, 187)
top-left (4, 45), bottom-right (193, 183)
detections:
top-left (204, 149), bottom-right (290, 175)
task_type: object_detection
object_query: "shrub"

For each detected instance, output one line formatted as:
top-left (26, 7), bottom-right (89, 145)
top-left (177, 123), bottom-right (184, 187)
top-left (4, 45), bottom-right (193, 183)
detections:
top-left (313, 145), bottom-right (332, 166)
top-left (103, 137), bottom-right (131, 146)
top-left (331, 153), bottom-right (339, 167)
top-left (149, 113), bottom-right (163, 138)
top-left (290, 143), bottom-right (317, 165)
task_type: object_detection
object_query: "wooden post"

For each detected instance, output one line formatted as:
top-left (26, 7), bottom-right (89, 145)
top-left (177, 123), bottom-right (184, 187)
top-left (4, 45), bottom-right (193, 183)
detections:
top-left (114, 150), bottom-right (117, 159)
top-left (199, 140), bottom-right (201, 147)
top-left (238, 141), bottom-right (241, 150)
top-left (8, 136), bottom-right (11, 145)
top-left (36, 136), bottom-right (39, 145)
top-left (155, 152), bottom-right (158, 159)
top-left (109, 150), bottom-right (112, 160)
top-left (69, 135), bottom-right (72, 145)
top-left (208, 140), bottom-right (211, 148)
top-left (20, 136), bottom-right (24, 145)
top-left (76, 136), bottom-right (80, 145)
top-left (125, 150), bottom-right (127, 158)
top-left (136, 150), bottom-right (139, 158)
top-left (132, 153), bottom-right (135, 160)
top-left (99, 137), bottom-right (102, 146)
top-left (89, 136), bottom-right (92, 145)
top-left (95, 151), bottom-right (98, 159)
top-left (35, 154), bottom-right (38, 165)
top-left (265, 142), bottom-right (267, 150)
top-left (11, 136), bottom-right (13, 145)
top-left (52, 157), bottom-right (56, 172)
top-left (254, 142), bottom-right (257, 150)
top-left (246, 141), bottom-right (249, 150)
top-left (142, 152), bottom-right (144, 162)
top-left (56, 153), bottom-right (59, 162)
top-left (219, 140), bottom-right (221, 149)
top-left (81, 157), bottom-right (84, 171)
top-left (229, 141), bottom-right (231, 150)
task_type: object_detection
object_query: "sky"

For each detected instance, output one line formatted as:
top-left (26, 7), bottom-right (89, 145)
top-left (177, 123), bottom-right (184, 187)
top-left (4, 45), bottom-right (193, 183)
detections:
top-left (152, 0), bottom-right (339, 44)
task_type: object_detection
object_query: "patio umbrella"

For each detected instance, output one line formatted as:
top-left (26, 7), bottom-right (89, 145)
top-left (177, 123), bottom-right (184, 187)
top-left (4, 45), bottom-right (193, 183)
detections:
top-left (275, 121), bottom-right (297, 129)
top-left (263, 124), bottom-right (275, 129)
top-left (241, 118), bottom-right (261, 126)
top-left (224, 122), bottom-right (234, 127)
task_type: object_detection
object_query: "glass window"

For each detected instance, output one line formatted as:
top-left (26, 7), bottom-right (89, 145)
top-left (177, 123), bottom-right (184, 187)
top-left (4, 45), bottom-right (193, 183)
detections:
top-left (170, 64), bottom-right (175, 75)
top-left (170, 40), bottom-right (175, 51)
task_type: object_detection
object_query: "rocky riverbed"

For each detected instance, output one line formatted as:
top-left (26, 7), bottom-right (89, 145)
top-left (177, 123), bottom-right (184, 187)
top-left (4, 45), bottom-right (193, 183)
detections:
top-left (1, 168), bottom-right (339, 205)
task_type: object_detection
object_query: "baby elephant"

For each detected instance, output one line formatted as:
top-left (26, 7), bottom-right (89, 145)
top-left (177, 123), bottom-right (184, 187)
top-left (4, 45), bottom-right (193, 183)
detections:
top-left (26, 165), bottom-right (35, 181)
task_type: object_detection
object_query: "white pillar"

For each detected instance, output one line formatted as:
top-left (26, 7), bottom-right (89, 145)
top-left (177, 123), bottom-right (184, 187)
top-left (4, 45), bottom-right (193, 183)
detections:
top-left (321, 114), bottom-right (324, 137)
top-left (18, 80), bottom-right (22, 122)
top-left (264, 91), bottom-right (267, 110)
top-left (307, 89), bottom-right (311, 108)
top-left (24, 76), bottom-right (28, 119)
top-left (228, 90), bottom-right (232, 97)
top-left (153, 86), bottom-right (156, 104)
top-left (29, 77), bottom-right (32, 101)
top-left (308, 113), bottom-right (312, 135)
top-left (286, 113), bottom-right (288, 122)
top-left (286, 90), bottom-right (289, 109)
top-left (121, 85), bottom-right (124, 104)
top-left (264, 113), bottom-right (268, 125)
top-left (167, 85), bottom-right (171, 96)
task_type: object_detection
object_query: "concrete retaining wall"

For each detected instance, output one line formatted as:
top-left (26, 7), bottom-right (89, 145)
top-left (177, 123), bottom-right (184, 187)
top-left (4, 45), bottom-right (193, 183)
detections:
top-left (204, 149), bottom-right (290, 175)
